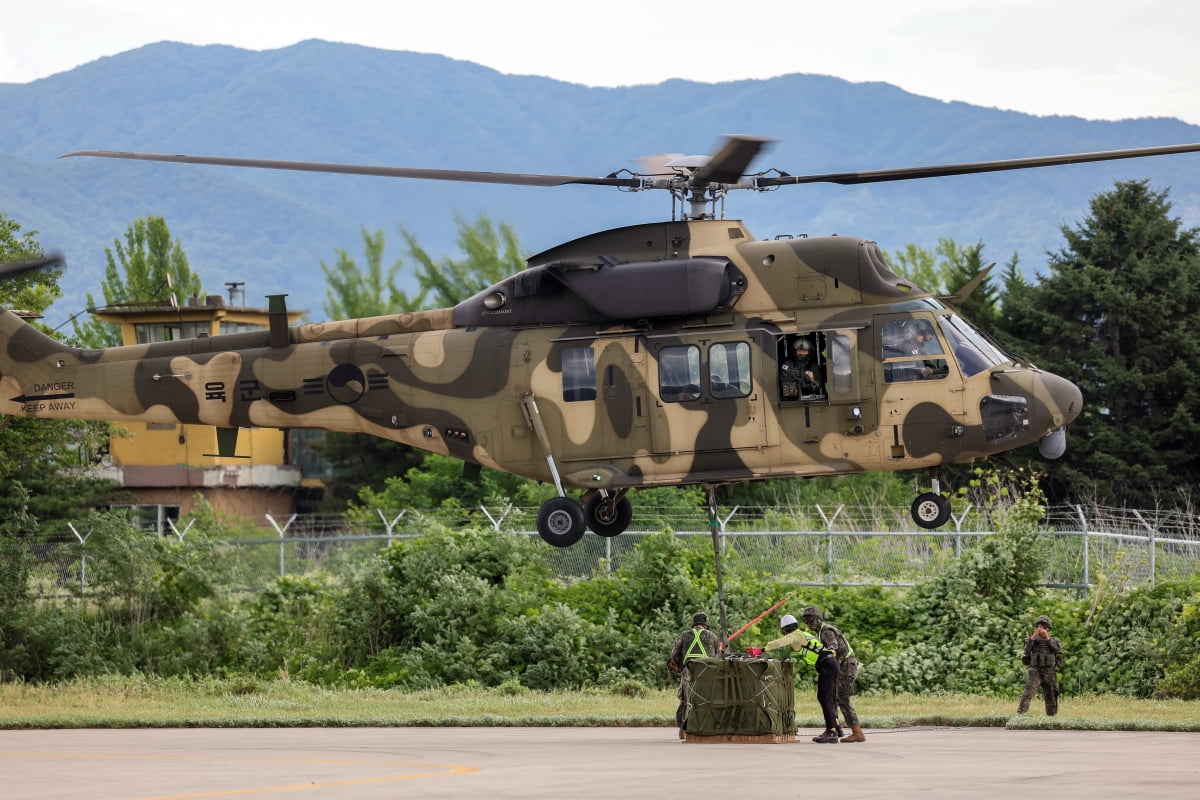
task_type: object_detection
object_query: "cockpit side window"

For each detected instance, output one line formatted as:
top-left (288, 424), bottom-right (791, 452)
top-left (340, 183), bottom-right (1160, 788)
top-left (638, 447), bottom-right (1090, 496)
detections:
top-left (938, 314), bottom-right (1008, 378)
top-left (881, 319), bottom-right (949, 383)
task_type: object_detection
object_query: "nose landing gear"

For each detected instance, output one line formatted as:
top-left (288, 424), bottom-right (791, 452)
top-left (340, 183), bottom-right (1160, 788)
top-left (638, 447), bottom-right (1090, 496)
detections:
top-left (910, 469), bottom-right (952, 529)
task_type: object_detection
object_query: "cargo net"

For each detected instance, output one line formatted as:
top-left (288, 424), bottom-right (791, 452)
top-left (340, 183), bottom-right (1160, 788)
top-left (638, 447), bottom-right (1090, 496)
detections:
top-left (685, 656), bottom-right (796, 736)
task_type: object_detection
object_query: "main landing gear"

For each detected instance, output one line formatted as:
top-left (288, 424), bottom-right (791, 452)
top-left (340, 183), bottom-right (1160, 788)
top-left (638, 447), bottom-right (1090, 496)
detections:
top-left (910, 468), bottom-right (952, 529)
top-left (536, 497), bottom-right (587, 547)
top-left (536, 489), bottom-right (633, 547)
top-left (524, 392), bottom-right (633, 547)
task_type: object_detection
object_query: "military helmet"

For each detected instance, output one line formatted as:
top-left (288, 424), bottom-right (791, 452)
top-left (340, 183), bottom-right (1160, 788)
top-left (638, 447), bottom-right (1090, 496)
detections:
top-left (801, 605), bottom-right (823, 620)
top-left (794, 337), bottom-right (813, 351)
top-left (779, 613), bottom-right (798, 629)
top-left (693, 612), bottom-right (709, 626)
top-left (1035, 615), bottom-right (1052, 629)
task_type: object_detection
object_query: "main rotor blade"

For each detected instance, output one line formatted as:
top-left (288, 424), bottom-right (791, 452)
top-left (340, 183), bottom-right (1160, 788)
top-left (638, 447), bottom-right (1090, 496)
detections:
top-left (0, 251), bottom-right (65, 281)
top-left (756, 142), bottom-right (1200, 187)
top-left (692, 135), bottom-right (774, 185)
top-left (59, 150), bottom-right (643, 188)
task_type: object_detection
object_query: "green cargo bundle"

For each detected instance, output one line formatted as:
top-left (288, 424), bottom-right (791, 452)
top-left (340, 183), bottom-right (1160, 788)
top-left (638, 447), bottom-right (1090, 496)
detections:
top-left (684, 657), bottom-right (796, 736)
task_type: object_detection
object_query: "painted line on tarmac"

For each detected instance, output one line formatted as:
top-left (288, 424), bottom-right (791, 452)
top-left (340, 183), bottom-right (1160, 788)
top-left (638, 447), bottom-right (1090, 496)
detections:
top-left (1, 752), bottom-right (479, 797)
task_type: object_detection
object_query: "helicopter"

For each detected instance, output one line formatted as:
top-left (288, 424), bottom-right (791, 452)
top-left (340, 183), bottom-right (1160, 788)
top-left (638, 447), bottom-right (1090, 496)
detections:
top-left (4, 135), bottom-right (1200, 546)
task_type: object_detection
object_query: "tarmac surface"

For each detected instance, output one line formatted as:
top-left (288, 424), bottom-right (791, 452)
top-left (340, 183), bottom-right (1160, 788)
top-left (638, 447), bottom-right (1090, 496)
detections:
top-left (2, 725), bottom-right (1199, 799)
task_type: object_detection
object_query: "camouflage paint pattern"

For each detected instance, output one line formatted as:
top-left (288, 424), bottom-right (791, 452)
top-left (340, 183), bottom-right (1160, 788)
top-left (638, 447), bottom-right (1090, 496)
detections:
top-left (1, 219), bottom-right (1083, 493)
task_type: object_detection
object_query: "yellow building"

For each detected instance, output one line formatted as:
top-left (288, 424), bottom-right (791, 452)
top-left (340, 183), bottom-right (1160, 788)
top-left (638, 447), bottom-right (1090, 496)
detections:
top-left (91, 285), bottom-right (313, 529)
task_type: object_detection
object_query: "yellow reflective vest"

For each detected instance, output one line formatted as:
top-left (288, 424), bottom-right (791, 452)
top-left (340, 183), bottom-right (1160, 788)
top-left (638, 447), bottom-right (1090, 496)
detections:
top-left (764, 629), bottom-right (827, 667)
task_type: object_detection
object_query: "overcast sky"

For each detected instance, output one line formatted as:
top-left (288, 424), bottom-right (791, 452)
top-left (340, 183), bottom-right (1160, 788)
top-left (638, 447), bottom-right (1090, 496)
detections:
top-left (3, 1), bottom-right (1199, 126)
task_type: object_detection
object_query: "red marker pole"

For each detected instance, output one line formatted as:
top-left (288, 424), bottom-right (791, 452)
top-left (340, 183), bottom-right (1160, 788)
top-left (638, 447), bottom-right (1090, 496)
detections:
top-left (727, 597), bottom-right (790, 644)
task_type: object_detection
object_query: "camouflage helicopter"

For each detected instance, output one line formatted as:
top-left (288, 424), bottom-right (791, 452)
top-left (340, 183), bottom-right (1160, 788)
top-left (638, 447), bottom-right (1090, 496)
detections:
top-left (4, 136), bottom-right (1200, 546)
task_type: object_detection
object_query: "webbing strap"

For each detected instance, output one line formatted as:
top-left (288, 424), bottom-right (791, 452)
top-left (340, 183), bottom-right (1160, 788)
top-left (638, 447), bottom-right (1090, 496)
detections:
top-left (684, 629), bottom-right (708, 661)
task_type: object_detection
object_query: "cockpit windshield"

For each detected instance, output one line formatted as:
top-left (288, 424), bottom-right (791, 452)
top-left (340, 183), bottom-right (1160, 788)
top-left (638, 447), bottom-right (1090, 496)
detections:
top-left (938, 314), bottom-right (1010, 377)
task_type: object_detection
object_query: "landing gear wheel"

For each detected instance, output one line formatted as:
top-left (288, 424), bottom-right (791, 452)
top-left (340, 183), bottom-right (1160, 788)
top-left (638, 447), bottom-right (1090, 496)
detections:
top-left (911, 492), bottom-right (952, 529)
top-left (584, 492), bottom-right (633, 537)
top-left (537, 497), bottom-right (586, 547)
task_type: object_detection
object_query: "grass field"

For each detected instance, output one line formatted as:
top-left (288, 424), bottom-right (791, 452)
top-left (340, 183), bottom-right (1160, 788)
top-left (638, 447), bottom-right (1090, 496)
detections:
top-left (1, 677), bottom-right (1198, 731)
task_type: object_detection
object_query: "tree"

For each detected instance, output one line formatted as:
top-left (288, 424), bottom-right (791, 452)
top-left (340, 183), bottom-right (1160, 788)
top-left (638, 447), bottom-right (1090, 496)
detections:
top-left (320, 228), bottom-right (426, 319)
top-left (73, 217), bottom-right (202, 347)
top-left (320, 213), bottom-right (522, 321)
top-left (1002, 180), bottom-right (1200, 504)
top-left (891, 238), bottom-right (1000, 330)
top-left (404, 213), bottom-right (525, 307)
top-left (0, 213), bottom-right (61, 314)
top-left (0, 212), bottom-right (125, 533)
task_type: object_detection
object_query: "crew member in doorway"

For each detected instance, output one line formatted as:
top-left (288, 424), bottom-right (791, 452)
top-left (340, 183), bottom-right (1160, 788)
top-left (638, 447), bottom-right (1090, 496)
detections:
top-left (780, 335), bottom-right (823, 400)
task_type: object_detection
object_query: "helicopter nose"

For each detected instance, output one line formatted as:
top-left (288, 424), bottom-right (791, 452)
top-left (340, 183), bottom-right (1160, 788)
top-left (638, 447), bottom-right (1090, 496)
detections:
top-left (1041, 372), bottom-right (1083, 427)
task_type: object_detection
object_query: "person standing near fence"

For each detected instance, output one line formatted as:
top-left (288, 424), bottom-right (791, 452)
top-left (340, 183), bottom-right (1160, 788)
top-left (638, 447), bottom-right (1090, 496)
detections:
top-left (1017, 614), bottom-right (1062, 716)
top-left (669, 612), bottom-right (720, 739)
top-left (802, 605), bottom-right (866, 743)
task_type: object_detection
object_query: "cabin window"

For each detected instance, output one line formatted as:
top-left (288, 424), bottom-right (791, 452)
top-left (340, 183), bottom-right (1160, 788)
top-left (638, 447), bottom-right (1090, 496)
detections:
top-left (658, 345), bottom-right (701, 402)
top-left (562, 347), bottom-right (597, 402)
top-left (829, 332), bottom-right (853, 394)
top-left (709, 342), bottom-right (751, 398)
top-left (881, 319), bottom-right (949, 383)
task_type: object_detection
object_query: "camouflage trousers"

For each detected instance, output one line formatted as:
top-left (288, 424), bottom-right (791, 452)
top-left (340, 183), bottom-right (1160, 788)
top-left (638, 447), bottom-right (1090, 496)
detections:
top-left (1018, 667), bottom-right (1059, 716)
top-left (675, 675), bottom-right (690, 728)
top-left (835, 657), bottom-right (860, 727)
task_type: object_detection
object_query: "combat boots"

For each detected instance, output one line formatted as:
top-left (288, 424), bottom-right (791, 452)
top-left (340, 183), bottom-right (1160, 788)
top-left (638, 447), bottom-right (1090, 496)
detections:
top-left (840, 724), bottom-right (866, 743)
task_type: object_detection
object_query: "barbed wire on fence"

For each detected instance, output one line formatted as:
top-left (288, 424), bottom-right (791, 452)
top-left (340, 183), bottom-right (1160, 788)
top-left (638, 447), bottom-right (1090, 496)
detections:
top-left (22, 503), bottom-right (1200, 597)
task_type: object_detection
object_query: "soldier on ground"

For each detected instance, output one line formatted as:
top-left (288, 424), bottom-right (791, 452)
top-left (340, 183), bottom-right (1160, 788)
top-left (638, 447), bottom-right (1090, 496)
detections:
top-left (802, 605), bottom-right (866, 743)
top-left (669, 612), bottom-right (720, 739)
top-left (763, 613), bottom-right (841, 743)
top-left (1017, 614), bottom-right (1062, 716)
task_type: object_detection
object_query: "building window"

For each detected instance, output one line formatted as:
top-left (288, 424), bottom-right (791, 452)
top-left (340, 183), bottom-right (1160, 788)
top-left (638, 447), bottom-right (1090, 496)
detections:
top-left (220, 322), bottom-right (266, 335)
top-left (134, 321), bottom-right (211, 343)
top-left (111, 504), bottom-right (182, 536)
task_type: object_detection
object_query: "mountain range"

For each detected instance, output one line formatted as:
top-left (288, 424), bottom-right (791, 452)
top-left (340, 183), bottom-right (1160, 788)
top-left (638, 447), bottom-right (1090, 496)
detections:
top-left (3, 39), bottom-right (1200, 327)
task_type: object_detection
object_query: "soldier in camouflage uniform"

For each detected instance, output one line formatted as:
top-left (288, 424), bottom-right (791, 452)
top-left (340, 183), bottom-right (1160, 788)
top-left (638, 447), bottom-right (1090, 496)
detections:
top-left (1018, 615), bottom-right (1062, 716)
top-left (779, 335), bottom-right (823, 400)
top-left (669, 612), bottom-right (720, 739)
top-left (802, 605), bottom-right (865, 743)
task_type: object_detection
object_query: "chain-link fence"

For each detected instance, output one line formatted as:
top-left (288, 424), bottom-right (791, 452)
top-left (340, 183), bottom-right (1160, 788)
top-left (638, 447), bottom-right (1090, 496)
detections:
top-left (20, 504), bottom-right (1200, 596)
